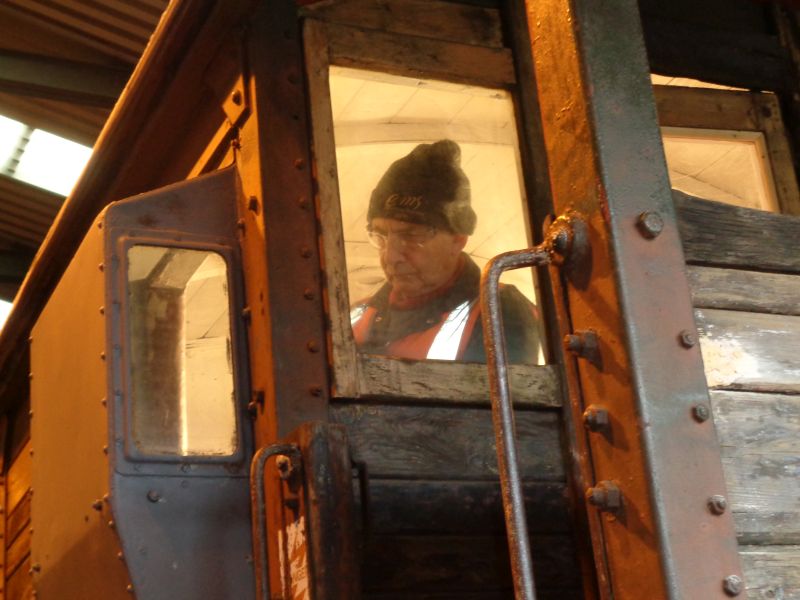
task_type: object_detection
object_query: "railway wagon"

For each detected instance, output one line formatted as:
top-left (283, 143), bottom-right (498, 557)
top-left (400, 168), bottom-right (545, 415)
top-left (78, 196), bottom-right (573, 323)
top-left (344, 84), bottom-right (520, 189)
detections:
top-left (0, 0), bottom-right (798, 598)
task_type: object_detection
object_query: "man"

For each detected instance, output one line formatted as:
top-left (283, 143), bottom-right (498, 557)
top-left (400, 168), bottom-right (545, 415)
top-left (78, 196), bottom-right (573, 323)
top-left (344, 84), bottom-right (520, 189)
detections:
top-left (350, 139), bottom-right (541, 364)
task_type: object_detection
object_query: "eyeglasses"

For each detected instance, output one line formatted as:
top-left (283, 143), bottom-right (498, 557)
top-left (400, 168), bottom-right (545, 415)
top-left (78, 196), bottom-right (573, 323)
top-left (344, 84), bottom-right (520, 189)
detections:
top-left (367, 225), bottom-right (437, 250)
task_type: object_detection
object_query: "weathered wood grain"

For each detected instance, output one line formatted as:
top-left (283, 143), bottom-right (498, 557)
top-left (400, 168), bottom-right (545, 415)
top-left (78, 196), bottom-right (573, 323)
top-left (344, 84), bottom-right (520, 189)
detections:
top-left (362, 534), bottom-right (581, 594)
top-left (675, 191), bottom-right (800, 273)
top-left (655, 86), bottom-right (759, 131)
top-left (695, 308), bottom-right (800, 392)
top-left (363, 480), bottom-right (570, 535)
top-left (357, 357), bottom-right (561, 406)
top-left (302, 0), bottom-right (504, 49)
top-left (331, 403), bottom-right (564, 480)
top-left (688, 266), bottom-right (800, 316)
top-left (325, 21), bottom-right (515, 88)
top-left (711, 390), bottom-right (800, 545)
top-left (740, 545), bottom-right (800, 600)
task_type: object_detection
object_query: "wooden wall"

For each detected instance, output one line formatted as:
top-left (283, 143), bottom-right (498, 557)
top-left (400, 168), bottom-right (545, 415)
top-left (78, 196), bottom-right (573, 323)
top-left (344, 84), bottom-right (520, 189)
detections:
top-left (677, 191), bottom-right (800, 599)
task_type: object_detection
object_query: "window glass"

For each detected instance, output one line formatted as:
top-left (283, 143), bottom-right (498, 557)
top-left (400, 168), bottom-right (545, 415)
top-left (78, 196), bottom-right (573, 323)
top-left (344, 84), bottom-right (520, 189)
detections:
top-left (662, 127), bottom-right (779, 212)
top-left (330, 66), bottom-right (544, 364)
top-left (127, 246), bottom-right (237, 457)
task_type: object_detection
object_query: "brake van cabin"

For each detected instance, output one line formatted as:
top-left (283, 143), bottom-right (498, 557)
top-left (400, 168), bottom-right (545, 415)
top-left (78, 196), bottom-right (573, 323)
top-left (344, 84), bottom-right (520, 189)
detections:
top-left (0, 0), bottom-right (798, 598)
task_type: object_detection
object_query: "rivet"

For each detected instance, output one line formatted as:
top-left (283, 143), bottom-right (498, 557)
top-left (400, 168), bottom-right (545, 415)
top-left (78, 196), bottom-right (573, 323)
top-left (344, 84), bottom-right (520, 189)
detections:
top-left (126, 584), bottom-right (134, 593)
top-left (303, 288), bottom-right (315, 300)
top-left (309, 385), bottom-right (323, 397)
top-left (636, 211), bottom-right (664, 239)
top-left (678, 329), bottom-right (696, 348)
top-left (103, 445), bottom-right (109, 454)
top-left (692, 404), bottom-right (711, 423)
top-left (101, 398), bottom-right (107, 407)
top-left (98, 263), bottom-right (105, 272)
top-left (91, 499), bottom-right (103, 511)
top-left (247, 401), bottom-right (258, 417)
top-left (29, 448), bottom-right (33, 456)
top-left (146, 490), bottom-right (161, 503)
top-left (230, 138), bottom-right (241, 150)
top-left (99, 306), bottom-right (105, 315)
top-left (117, 551), bottom-right (124, 561)
top-left (231, 89), bottom-right (243, 105)
top-left (297, 196), bottom-right (309, 210)
top-left (300, 246), bottom-right (312, 258)
top-left (108, 520), bottom-right (115, 528)
top-left (100, 352), bottom-right (106, 360)
top-left (707, 495), bottom-right (728, 515)
top-left (242, 307), bottom-right (252, 322)
top-left (248, 196), bottom-right (260, 214)
top-left (723, 574), bottom-right (743, 596)
top-left (582, 405), bottom-right (610, 432)
top-left (180, 464), bottom-right (190, 473)
top-left (287, 73), bottom-right (299, 85)
top-left (307, 341), bottom-right (320, 353)
top-left (294, 158), bottom-right (305, 169)
top-left (28, 410), bottom-right (33, 418)
top-left (236, 218), bottom-right (246, 232)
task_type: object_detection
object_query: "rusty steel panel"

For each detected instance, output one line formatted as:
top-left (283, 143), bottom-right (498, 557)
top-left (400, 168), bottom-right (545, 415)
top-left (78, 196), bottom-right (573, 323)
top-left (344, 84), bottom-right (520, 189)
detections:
top-left (525, 1), bottom-right (743, 599)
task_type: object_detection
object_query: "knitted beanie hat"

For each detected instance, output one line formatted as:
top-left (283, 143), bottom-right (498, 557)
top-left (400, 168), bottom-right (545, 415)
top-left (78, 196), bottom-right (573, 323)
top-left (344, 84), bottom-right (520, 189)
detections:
top-left (367, 139), bottom-right (476, 235)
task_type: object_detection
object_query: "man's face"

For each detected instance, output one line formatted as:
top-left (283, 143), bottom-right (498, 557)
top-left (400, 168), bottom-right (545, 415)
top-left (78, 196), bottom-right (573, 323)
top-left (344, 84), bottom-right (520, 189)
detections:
top-left (370, 217), bottom-right (468, 299)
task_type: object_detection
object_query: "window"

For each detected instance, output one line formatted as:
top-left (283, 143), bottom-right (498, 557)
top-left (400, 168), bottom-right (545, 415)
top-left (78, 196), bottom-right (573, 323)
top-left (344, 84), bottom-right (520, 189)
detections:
top-left (305, 19), bottom-right (556, 403)
top-left (126, 245), bottom-right (237, 457)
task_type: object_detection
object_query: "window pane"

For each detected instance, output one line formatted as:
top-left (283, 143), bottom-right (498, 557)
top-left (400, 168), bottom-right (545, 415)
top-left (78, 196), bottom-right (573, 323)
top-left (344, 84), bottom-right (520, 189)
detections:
top-left (127, 246), bottom-right (237, 457)
top-left (662, 127), bottom-right (779, 212)
top-left (331, 66), bottom-right (544, 364)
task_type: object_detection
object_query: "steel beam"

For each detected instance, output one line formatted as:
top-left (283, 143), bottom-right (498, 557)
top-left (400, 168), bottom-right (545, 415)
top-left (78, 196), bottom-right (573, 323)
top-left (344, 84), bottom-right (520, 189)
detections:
top-left (525, 0), bottom-right (744, 598)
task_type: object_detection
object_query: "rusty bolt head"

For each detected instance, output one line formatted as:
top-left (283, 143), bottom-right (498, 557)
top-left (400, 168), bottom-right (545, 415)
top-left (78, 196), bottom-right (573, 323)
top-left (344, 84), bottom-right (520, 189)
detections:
top-left (692, 404), bottom-right (711, 423)
top-left (582, 405), bottom-right (610, 432)
top-left (708, 495), bottom-right (728, 515)
top-left (636, 211), bottom-right (664, 239)
top-left (277, 456), bottom-right (294, 481)
top-left (723, 574), bottom-right (743, 596)
top-left (564, 333), bottom-right (584, 354)
top-left (586, 481), bottom-right (621, 512)
top-left (679, 329), bottom-right (696, 348)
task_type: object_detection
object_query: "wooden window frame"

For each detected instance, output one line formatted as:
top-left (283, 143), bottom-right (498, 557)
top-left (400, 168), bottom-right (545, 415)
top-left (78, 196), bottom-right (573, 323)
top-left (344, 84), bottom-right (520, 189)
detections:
top-left (654, 85), bottom-right (800, 215)
top-left (303, 17), bottom-right (559, 405)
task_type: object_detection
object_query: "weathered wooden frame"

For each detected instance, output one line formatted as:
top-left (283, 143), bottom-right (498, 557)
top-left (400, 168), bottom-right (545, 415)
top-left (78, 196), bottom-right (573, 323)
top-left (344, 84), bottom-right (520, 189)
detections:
top-left (303, 15), bottom-right (560, 405)
top-left (654, 85), bottom-right (800, 215)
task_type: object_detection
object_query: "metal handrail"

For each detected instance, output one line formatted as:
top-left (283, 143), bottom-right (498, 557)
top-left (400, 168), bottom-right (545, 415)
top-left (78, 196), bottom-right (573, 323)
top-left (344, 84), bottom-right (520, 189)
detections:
top-left (249, 443), bottom-right (302, 600)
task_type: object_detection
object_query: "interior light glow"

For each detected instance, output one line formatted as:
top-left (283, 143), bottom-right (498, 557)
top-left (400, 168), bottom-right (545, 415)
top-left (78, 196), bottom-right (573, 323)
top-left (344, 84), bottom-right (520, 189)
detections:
top-left (0, 115), bottom-right (26, 171)
top-left (14, 129), bottom-right (92, 196)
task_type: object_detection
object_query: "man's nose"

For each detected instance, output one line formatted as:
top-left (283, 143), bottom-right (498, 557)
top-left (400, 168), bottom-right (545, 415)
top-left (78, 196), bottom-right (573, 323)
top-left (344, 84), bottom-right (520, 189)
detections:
top-left (381, 236), bottom-right (406, 264)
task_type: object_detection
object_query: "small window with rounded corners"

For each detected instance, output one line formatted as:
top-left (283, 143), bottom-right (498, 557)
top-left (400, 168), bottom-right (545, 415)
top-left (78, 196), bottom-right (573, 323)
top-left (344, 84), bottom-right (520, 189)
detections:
top-left (126, 245), bottom-right (238, 457)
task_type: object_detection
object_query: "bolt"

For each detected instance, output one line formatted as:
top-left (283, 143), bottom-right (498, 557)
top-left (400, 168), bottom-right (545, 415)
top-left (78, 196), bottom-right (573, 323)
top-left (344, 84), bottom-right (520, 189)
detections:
top-left (678, 329), bottom-right (696, 348)
top-left (553, 228), bottom-right (571, 255)
top-left (303, 288), bottom-right (315, 300)
top-left (307, 340), bottom-right (320, 353)
top-left (277, 456), bottom-right (295, 481)
top-left (723, 574), bottom-right (743, 596)
top-left (564, 330), bottom-right (599, 362)
top-left (582, 405), bottom-right (610, 432)
top-left (692, 404), bottom-right (711, 423)
top-left (91, 499), bottom-right (103, 511)
top-left (126, 584), bottom-right (134, 593)
top-left (586, 481), bottom-right (622, 512)
top-left (231, 89), bottom-right (243, 106)
top-left (146, 490), bottom-right (161, 503)
top-left (294, 158), bottom-right (305, 169)
top-left (636, 211), bottom-right (664, 239)
top-left (708, 495), bottom-right (728, 515)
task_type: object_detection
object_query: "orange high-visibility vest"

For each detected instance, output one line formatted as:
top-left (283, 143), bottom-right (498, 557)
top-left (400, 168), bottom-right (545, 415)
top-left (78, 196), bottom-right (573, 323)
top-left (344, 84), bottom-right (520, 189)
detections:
top-left (350, 299), bottom-right (482, 361)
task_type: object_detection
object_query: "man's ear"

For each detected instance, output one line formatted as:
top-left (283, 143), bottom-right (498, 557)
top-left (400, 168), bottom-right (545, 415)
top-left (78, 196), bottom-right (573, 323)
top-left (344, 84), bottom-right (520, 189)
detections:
top-left (452, 234), bottom-right (468, 253)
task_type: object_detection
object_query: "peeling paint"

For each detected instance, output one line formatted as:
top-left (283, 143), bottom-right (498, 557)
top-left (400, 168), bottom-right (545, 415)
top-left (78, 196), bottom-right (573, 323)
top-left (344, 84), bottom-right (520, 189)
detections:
top-left (699, 335), bottom-right (761, 387)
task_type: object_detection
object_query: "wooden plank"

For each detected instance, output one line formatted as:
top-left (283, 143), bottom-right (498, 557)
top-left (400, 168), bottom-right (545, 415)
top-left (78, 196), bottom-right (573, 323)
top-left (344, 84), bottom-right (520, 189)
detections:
top-left (687, 266), bottom-right (800, 316)
top-left (5, 493), bottom-right (29, 549)
top-left (740, 545), bottom-right (800, 600)
top-left (4, 556), bottom-right (30, 600)
top-left (655, 86), bottom-right (759, 132)
top-left (362, 534), bottom-right (581, 593)
top-left (753, 92), bottom-right (800, 216)
top-left (325, 21), bottom-right (515, 88)
top-left (711, 391), bottom-right (800, 545)
top-left (357, 358), bottom-right (561, 407)
top-left (695, 309), bottom-right (800, 393)
top-left (675, 191), bottom-right (800, 273)
top-left (4, 526), bottom-right (28, 582)
top-left (5, 443), bottom-right (29, 518)
top-left (364, 480), bottom-right (570, 535)
top-left (301, 0), bottom-right (504, 48)
top-left (331, 403), bottom-right (564, 480)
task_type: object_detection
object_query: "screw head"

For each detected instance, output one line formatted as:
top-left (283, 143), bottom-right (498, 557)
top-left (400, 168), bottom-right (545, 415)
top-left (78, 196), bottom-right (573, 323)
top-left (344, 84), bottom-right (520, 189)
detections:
top-left (636, 211), bottom-right (664, 239)
top-left (678, 329), bottom-right (696, 348)
top-left (723, 574), bottom-right (743, 596)
top-left (708, 495), bottom-right (728, 515)
top-left (692, 404), bottom-right (711, 423)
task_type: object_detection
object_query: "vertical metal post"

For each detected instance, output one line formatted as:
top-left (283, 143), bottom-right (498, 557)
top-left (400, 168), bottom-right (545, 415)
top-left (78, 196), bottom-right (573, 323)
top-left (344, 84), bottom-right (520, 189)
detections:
top-left (524, 0), bottom-right (744, 598)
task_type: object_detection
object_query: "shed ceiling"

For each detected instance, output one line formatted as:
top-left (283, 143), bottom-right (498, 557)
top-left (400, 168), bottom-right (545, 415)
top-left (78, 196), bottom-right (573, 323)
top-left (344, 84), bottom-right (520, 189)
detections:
top-left (0, 0), bottom-right (167, 301)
